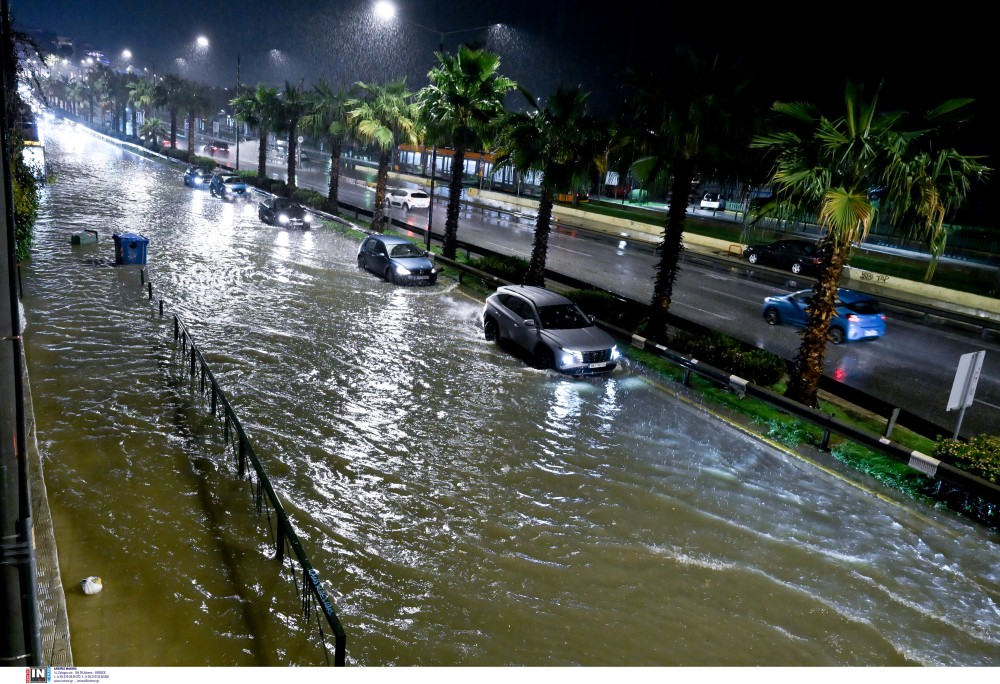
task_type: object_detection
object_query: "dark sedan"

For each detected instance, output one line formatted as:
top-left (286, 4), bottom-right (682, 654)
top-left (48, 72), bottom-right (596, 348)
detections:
top-left (257, 197), bottom-right (313, 229)
top-left (357, 234), bottom-right (438, 285)
top-left (183, 166), bottom-right (211, 188)
top-left (743, 239), bottom-right (827, 275)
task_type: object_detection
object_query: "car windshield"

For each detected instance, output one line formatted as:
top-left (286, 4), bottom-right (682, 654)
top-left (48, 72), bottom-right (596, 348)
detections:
top-left (389, 243), bottom-right (424, 258)
top-left (224, 177), bottom-right (243, 185)
top-left (537, 303), bottom-right (591, 330)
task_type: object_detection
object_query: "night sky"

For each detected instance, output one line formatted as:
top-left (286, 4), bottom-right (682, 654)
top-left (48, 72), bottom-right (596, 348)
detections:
top-left (13, 0), bottom-right (1000, 195)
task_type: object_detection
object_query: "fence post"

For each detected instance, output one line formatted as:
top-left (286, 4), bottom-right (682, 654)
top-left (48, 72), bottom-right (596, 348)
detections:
top-left (884, 407), bottom-right (900, 439)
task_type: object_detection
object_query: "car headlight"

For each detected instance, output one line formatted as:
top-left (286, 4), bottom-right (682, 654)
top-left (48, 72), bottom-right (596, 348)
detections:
top-left (560, 348), bottom-right (584, 367)
top-left (394, 265), bottom-right (412, 276)
top-left (303, 214), bottom-right (312, 223)
top-left (278, 214), bottom-right (289, 224)
top-left (611, 345), bottom-right (621, 361)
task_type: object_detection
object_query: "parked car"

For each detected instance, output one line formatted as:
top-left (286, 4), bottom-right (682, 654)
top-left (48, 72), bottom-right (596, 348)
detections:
top-left (257, 196), bottom-right (313, 228)
top-left (357, 234), bottom-right (438, 285)
top-left (208, 173), bottom-right (250, 201)
top-left (761, 288), bottom-right (886, 344)
top-left (183, 166), bottom-right (211, 188)
top-left (384, 187), bottom-right (430, 212)
top-left (743, 239), bottom-right (827, 275)
top-left (700, 192), bottom-right (725, 210)
top-left (482, 285), bottom-right (621, 375)
top-left (203, 141), bottom-right (230, 155)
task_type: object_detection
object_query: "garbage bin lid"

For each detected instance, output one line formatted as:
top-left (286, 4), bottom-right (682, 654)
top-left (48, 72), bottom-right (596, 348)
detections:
top-left (113, 232), bottom-right (148, 242)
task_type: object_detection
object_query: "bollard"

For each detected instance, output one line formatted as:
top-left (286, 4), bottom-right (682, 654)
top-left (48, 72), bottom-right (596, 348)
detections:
top-left (147, 282), bottom-right (153, 300)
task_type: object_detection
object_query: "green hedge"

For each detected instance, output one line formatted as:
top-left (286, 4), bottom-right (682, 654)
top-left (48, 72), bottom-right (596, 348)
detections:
top-left (668, 330), bottom-right (787, 387)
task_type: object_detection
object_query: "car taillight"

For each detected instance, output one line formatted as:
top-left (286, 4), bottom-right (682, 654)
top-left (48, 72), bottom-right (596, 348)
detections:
top-left (880, 314), bottom-right (886, 320)
top-left (847, 314), bottom-right (861, 322)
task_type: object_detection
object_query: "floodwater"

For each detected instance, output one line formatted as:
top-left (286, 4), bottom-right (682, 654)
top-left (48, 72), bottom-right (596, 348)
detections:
top-left (20, 123), bottom-right (1000, 667)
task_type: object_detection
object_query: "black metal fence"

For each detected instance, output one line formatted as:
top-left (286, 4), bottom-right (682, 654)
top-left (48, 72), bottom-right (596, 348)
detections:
top-left (169, 311), bottom-right (347, 665)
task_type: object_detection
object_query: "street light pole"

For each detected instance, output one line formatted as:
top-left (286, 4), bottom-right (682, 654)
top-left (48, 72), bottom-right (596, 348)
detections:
top-left (426, 147), bottom-right (437, 250)
top-left (235, 53), bottom-right (241, 172)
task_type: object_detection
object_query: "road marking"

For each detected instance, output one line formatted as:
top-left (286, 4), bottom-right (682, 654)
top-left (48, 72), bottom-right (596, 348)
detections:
top-left (552, 245), bottom-right (591, 256)
top-left (672, 300), bottom-right (735, 320)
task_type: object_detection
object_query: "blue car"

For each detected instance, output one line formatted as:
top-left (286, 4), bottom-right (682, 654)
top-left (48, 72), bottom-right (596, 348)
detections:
top-left (208, 173), bottom-right (250, 201)
top-left (357, 234), bottom-right (438, 285)
top-left (761, 288), bottom-right (886, 344)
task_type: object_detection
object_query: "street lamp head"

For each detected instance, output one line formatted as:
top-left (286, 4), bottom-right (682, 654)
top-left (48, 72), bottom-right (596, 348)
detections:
top-left (374, 1), bottom-right (396, 20)
top-left (197, 36), bottom-right (210, 48)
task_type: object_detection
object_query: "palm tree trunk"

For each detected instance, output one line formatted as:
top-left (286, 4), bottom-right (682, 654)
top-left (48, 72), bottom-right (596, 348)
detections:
top-left (372, 148), bottom-right (390, 232)
top-left (257, 126), bottom-right (268, 179)
top-left (287, 125), bottom-right (298, 195)
top-left (648, 158), bottom-right (694, 341)
top-left (526, 189), bottom-right (554, 286)
top-left (186, 111), bottom-right (195, 162)
top-left (326, 135), bottom-right (342, 213)
top-left (443, 146), bottom-right (465, 259)
top-left (784, 240), bottom-right (849, 407)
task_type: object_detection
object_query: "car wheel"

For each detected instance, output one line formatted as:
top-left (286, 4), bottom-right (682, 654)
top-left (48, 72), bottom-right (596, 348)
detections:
top-left (534, 346), bottom-right (555, 371)
top-left (428, 274), bottom-right (437, 286)
top-left (748, 252), bottom-right (759, 265)
top-left (259, 212), bottom-right (267, 223)
top-left (357, 255), bottom-right (365, 270)
top-left (483, 317), bottom-right (499, 342)
top-left (403, 203), bottom-right (410, 212)
top-left (383, 267), bottom-right (395, 284)
top-left (829, 327), bottom-right (845, 345)
top-left (764, 308), bottom-right (781, 326)
top-left (791, 262), bottom-right (803, 275)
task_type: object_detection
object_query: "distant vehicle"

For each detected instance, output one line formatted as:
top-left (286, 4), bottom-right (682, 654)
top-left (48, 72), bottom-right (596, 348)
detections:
top-left (700, 192), bottom-right (725, 210)
top-left (257, 196), bottom-right (312, 228)
top-left (357, 234), bottom-right (438, 285)
top-left (208, 173), bottom-right (249, 201)
top-left (482, 284), bottom-right (621, 375)
top-left (183, 166), bottom-right (211, 188)
top-left (203, 141), bottom-right (229, 155)
top-left (761, 288), bottom-right (886, 344)
top-left (384, 187), bottom-right (430, 212)
top-left (743, 239), bottom-right (827, 276)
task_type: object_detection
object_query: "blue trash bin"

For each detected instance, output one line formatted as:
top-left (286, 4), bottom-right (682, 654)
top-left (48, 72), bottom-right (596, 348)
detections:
top-left (112, 232), bottom-right (149, 266)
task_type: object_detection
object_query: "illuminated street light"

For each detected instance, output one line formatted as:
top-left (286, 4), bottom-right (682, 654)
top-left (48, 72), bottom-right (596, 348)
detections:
top-left (121, 49), bottom-right (132, 60)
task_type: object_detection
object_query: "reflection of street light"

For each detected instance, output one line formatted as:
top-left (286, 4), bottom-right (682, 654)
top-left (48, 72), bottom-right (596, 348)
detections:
top-left (373, 1), bottom-right (502, 250)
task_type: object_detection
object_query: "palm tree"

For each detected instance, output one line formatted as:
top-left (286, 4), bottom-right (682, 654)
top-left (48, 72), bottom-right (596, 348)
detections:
top-left (182, 81), bottom-right (211, 162)
top-left (301, 80), bottom-right (353, 213)
top-left (273, 80), bottom-right (309, 195)
top-left (231, 83), bottom-right (281, 179)
top-left (155, 74), bottom-right (187, 149)
top-left (346, 78), bottom-right (419, 231)
top-left (883, 147), bottom-right (990, 283)
top-left (139, 117), bottom-right (166, 148)
top-left (128, 77), bottom-right (157, 133)
top-left (494, 86), bottom-right (608, 285)
top-left (415, 45), bottom-right (516, 259)
top-left (622, 46), bottom-right (759, 341)
top-left (750, 81), bottom-right (989, 407)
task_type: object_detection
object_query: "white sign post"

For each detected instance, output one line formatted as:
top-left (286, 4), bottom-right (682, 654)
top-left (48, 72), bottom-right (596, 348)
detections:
top-left (946, 350), bottom-right (986, 438)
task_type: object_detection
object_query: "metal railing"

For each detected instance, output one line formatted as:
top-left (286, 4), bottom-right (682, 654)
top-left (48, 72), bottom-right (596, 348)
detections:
top-left (169, 312), bottom-right (347, 665)
top-left (431, 252), bottom-right (1000, 508)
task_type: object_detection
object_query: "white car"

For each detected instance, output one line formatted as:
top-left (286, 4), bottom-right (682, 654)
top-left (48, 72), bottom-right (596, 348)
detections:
top-left (700, 192), bottom-right (725, 210)
top-left (385, 187), bottom-right (430, 212)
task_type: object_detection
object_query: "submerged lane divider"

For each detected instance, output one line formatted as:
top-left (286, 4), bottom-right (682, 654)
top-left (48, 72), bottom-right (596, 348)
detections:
top-left (169, 311), bottom-right (347, 666)
top-left (122, 264), bottom-right (347, 666)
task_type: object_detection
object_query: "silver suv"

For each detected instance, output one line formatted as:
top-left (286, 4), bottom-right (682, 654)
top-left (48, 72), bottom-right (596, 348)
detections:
top-left (483, 285), bottom-right (621, 375)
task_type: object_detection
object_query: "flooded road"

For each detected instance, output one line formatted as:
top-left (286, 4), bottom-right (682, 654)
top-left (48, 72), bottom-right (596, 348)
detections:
top-left (20, 123), bottom-right (1000, 666)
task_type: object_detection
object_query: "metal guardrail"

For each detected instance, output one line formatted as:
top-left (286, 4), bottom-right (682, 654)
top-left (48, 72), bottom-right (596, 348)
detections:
top-left (431, 253), bottom-right (1000, 507)
top-left (169, 312), bottom-right (347, 666)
